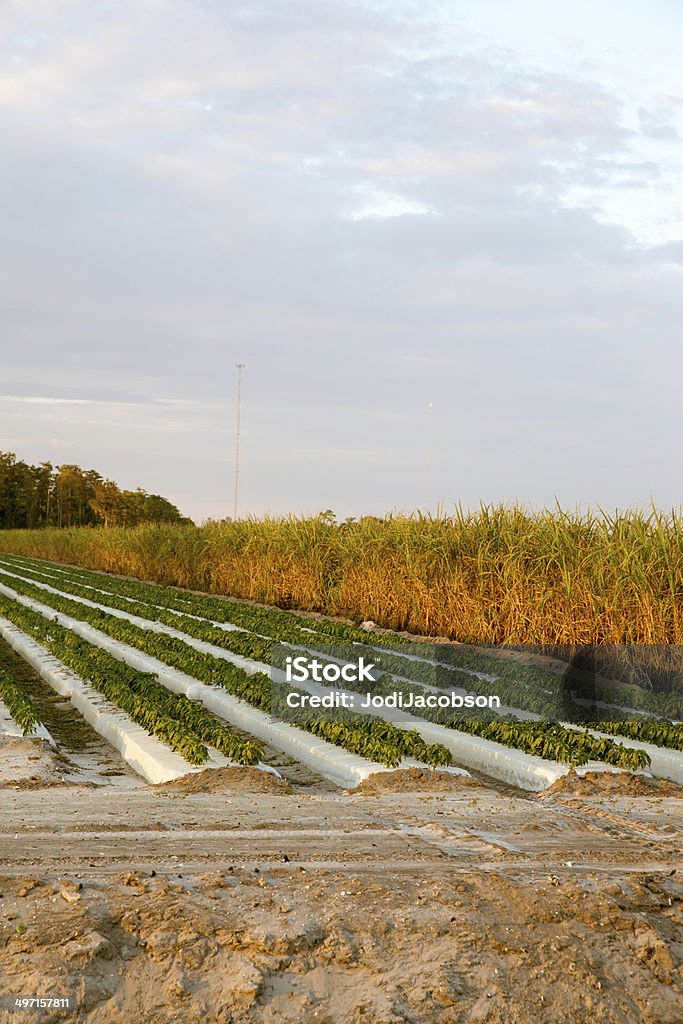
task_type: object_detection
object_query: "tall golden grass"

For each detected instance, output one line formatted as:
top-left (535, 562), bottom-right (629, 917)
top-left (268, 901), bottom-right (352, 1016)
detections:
top-left (0, 505), bottom-right (682, 644)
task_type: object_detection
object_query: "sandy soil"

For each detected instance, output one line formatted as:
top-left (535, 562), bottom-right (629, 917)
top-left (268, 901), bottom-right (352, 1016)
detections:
top-left (0, 769), bottom-right (681, 1024)
top-left (0, 737), bottom-right (67, 789)
top-left (351, 768), bottom-right (479, 794)
top-left (159, 766), bottom-right (292, 796)
top-left (540, 769), bottom-right (682, 799)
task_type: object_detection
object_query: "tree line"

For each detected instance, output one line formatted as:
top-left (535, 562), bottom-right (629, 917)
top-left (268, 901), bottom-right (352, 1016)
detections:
top-left (0, 451), bottom-right (192, 529)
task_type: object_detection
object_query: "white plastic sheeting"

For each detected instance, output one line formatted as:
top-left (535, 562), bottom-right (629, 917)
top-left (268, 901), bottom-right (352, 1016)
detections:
top-left (0, 567), bottom-right (259, 671)
top-left (0, 584), bottom-right (455, 789)
top-left (276, 673), bottom-right (567, 792)
top-left (0, 582), bottom-right (564, 790)
top-left (0, 574), bottom-right (565, 788)
top-left (0, 615), bottom-right (270, 784)
top-left (0, 560), bottom-right (248, 634)
top-left (5, 577), bottom-right (676, 790)
top-left (573, 725), bottom-right (683, 786)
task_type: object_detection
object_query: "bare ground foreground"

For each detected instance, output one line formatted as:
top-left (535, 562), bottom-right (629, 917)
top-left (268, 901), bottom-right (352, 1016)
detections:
top-left (0, 738), bottom-right (680, 1024)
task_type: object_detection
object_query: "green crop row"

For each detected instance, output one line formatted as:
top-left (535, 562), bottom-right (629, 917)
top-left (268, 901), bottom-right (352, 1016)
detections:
top-left (358, 667), bottom-right (651, 770)
top-left (587, 720), bottom-right (683, 752)
top-left (431, 718), bottom-right (650, 771)
top-left (0, 577), bottom-right (452, 769)
top-left (0, 668), bottom-right (42, 735)
top-left (0, 595), bottom-right (262, 766)
top-left (0, 562), bottom-right (276, 663)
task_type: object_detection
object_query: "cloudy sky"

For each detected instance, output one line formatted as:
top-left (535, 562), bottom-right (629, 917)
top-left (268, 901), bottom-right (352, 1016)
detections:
top-left (1, 0), bottom-right (682, 522)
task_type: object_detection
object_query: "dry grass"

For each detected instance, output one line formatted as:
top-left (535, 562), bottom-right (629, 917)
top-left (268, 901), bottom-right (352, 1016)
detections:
top-left (0, 505), bottom-right (682, 644)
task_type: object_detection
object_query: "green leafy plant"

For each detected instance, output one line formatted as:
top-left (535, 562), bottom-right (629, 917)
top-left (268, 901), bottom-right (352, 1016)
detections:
top-left (0, 669), bottom-right (42, 735)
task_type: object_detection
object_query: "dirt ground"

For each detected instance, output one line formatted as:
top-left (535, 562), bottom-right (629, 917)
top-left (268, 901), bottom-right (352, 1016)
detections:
top-left (0, 752), bottom-right (681, 1024)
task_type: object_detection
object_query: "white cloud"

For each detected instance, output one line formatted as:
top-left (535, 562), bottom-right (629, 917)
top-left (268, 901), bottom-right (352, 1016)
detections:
top-left (347, 186), bottom-right (434, 220)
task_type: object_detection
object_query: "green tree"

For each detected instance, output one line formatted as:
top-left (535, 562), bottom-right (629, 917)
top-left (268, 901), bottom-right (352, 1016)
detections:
top-left (0, 450), bottom-right (192, 530)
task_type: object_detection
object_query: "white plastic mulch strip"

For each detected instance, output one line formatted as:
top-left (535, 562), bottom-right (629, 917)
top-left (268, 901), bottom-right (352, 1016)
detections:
top-left (0, 560), bottom-right (249, 634)
top-left (4, 574), bottom-right (677, 790)
top-left (0, 581), bottom-right (561, 790)
top-left (0, 585), bottom-right (439, 789)
top-left (564, 723), bottom-right (683, 786)
top-left (272, 673), bottom-right (568, 792)
top-left (0, 615), bottom-right (268, 785)
top-left (0, 698), bottom-right (23, 738)
top-left (280, 662), bottom-right (675, 787)
top-left (4, 557), bottom-right (89, 579)
top-left (0, 573), bottom-right (557, 786)
top-left (0, 568), bottom-right (261, 675)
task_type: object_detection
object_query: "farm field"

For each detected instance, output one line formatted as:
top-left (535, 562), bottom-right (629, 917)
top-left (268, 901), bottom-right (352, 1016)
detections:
top-left (0, 552), bottom-right (681, 1022)
top-left (4, 0), bottom-right (683, 1017)
top-left (0, 553), bottom-right (681, 787)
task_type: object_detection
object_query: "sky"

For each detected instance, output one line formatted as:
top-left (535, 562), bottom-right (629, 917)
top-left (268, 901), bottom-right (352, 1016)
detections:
top-left (1, 0), bottom-right (682, 522)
